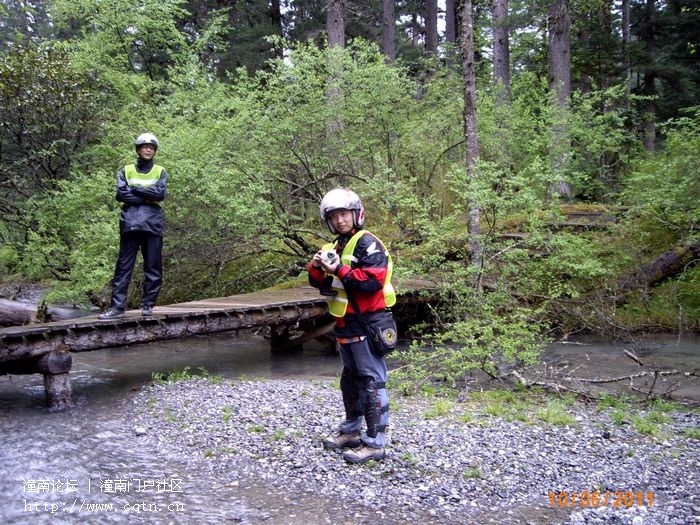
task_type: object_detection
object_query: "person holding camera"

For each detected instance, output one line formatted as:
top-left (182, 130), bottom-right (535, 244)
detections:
top-left (308, 188), bottom-right (396, 463)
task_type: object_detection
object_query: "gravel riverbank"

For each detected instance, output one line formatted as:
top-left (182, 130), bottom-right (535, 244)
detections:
top-left (127, 377), bottom-right (700, 525)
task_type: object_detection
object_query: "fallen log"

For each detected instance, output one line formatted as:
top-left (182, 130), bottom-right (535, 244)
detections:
top-left (46, 306), bottom-right (88, 321)
top-left (512, 367), bottom-right (698, 401)
top-left (615, 238), bottom-right (700, 303)
top-left (0, 298), bottom-right (36, 326)
top-left (0, 299), bottom-right (87, 326)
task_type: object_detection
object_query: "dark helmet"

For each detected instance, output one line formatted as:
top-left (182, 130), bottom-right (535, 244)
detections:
top-left (135, 132), bottom-right (159, 151)
top-left (319, 188), bottom-right (365, 234)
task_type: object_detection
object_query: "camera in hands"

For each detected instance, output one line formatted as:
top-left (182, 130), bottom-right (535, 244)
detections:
top-left (320, 250), bottom-right (338, 264)
top-left (318, 249), bottom-right (338, 296)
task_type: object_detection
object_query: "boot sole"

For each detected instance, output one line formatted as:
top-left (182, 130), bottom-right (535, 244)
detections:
top-left (322, 439), bottom-right (362, 450)
top-left (343, 450), bottom-right (386, 463)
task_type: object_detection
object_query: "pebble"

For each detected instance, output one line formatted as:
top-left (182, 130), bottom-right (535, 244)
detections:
top-left (129, 378), bottom-right (700, 525)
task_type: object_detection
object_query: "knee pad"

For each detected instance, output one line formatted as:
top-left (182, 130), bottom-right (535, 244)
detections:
top-left (360, 376), bottom-right (387, 438)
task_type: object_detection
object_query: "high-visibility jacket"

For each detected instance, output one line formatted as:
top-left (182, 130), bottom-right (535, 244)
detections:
top-left (116, 159), bottom-right (167, 236)
top-left (125, 164), bottom-right (164, 191)
top-left (326, 229), bottom-right (396, 318)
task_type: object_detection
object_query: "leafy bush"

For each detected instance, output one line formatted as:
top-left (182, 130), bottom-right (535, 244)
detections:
top-left (622, 108), bottom-right (700, 241)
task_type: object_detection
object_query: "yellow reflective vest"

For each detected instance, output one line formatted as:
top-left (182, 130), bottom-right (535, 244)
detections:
top-left (125, 164), bottom-right (164, 188)
top-left (326, 230), bottom-right (396, 318)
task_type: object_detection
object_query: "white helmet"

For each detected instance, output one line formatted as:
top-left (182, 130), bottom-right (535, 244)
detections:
top-left (135, 132), bottom-right (159, 150)
top-left (319, 188), bottom-right (365, 234)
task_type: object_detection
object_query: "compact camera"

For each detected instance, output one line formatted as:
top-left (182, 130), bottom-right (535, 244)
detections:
top-left (320, 250), bottom-right (338, 264)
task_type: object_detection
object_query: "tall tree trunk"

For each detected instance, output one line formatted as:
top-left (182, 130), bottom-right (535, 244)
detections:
top-left (459, 0), bottom-right (482, 280)
top-left (326, 0), bottom-right (346, 183)
top-left (622, 0), bottom-right (631, 103)
top-left (411, 13), bottom-right (420, 46)
top-left (548, 0), bottom-right (571, 109)
top-left (597, 1), bottom-right (614, 90)
top-left (425, 0), bottom-right (438, 55)
top-left (270, 0), bottom-right (284, 59)
top-left (445, 0), bottom-right (458, 67)
top-left (327, 0), bottom-right (345, 48)
top-left (445, 0), bottom-right (457, 44)
top-left (642, 0), bottom-right (657, 152)
top-left (383, 0), bottom-right (396, 62)
top-left (547, 0), bottom-right (573, 199)
top-left (492, 0), bottom-right (510, 104)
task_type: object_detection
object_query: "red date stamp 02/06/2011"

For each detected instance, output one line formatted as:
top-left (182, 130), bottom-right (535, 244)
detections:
top-left (548, 490), bottom-right (654, 508)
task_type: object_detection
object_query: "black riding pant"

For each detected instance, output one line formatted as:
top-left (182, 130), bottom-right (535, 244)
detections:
top-left (110, 231), bottom-right (163, 310)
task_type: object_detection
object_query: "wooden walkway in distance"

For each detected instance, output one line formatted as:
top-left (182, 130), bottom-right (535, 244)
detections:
top-left (0, 282), bottom-right (433, 364)
top-left (0, 287), bottom-right (324, 364)
top-left (0, 282), bottom-right (434, 409)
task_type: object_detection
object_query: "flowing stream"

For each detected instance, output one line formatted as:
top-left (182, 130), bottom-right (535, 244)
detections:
top-left (1, 332), bottom-right (698, 524)
top-left (0, 333), bottom-right (351, 525)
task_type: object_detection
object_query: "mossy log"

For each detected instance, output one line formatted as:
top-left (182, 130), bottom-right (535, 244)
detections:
top-left (616, 238), bottom-right (700, 302)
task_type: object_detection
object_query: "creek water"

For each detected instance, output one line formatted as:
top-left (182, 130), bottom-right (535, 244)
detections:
top-left (537, 333), bottom-right (700, 404)
top-left (0, 333), bottom-right (348, 525)
top-left (0, 332), bottom-right (698, 524)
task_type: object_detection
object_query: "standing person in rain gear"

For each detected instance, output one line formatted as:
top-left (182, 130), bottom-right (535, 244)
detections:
top-left (308, 188), bottom-right (396, 463)
top-left (99, 133), bottom-right (167, 319)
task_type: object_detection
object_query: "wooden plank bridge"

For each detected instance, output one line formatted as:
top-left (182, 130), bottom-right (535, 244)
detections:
top-left (0, 283), bottom-right (432, 409)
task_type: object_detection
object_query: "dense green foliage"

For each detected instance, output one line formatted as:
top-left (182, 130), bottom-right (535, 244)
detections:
top-left (0, 42), bottom-right (107, 246)
top-left (0, 0), bottom-right (698, 391)
top-left (616, 110), bottom-right (700, 331)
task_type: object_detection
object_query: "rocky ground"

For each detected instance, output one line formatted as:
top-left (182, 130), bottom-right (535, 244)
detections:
top-left (127, 377), bottom-right (700, 525)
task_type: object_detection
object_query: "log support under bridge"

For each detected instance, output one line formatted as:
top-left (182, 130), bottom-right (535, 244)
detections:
top-left (0, 350), bottom-right (74, 410)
